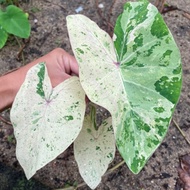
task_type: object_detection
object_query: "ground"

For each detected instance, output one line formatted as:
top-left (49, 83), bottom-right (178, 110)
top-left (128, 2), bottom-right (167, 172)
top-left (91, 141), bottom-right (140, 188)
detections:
top-left (0, 0), bottom-right (190, 190)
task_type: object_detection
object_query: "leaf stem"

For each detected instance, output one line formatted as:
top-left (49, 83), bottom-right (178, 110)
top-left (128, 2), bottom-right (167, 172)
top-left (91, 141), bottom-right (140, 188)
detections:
top-left (0, 114), bottom-right (12, 125)
top-left (173, 119), bottom-right (190, 145)
top-left (14, 36), bottom-right (25, 65)
top-left (107, 160), bottom-right (125, 173)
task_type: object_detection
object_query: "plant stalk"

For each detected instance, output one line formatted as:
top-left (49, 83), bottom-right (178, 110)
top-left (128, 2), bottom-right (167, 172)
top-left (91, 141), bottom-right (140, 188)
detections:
top-left (14, 36), bottom-right (25, 64)
top-left (173, 119), bottom-right (190, 145)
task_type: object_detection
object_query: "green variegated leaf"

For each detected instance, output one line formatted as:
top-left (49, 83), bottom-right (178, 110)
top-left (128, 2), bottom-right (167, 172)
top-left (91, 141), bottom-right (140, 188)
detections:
top-left (74, 116), bottom-right (115, 189)
top-left (113, 0), bottom-right (182, 173)
top-left (10, 63), bottom-right (86, 179)
top-left (67, 0), bottom-right (182, 174)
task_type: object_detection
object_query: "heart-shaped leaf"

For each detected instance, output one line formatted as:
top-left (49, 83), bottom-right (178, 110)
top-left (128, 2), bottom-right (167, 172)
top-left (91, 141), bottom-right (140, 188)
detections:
top-left (74, 116), bottom-right (115, 189)
top-left (67, 1), bottom-right (182, 174)
top-left (10, 63), bottom-right (86, 179)
top-left (0, 5), bottom-right (30, 38)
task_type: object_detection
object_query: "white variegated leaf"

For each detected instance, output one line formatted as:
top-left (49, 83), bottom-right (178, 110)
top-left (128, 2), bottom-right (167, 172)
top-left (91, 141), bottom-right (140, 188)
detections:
top-left (74, 116), bottom-right (115, 189)
top-left (10, 62), bottom-right (86, 179)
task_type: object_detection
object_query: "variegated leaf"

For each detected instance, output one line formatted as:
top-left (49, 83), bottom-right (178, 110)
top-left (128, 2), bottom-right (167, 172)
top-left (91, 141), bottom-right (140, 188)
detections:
top-left (10, 63), bottom-right (86, 179)
top-left (113, 0), bottom-right (182, 173)
top-left (74, 116), bottom-right (115, 189)
top-left (67, 0), bottom-right (182, 174)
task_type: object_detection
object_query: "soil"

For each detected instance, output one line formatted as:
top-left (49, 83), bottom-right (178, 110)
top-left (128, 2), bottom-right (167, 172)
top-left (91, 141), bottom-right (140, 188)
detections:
top-left (0, 0), bottom-right (190, 190)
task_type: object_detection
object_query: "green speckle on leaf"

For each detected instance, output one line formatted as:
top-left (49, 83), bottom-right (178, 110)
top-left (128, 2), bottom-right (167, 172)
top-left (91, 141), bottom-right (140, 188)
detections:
top-left (154, 117), bottom-right (170, 136)
top-left (131, 111), bottom-right (151, 132)
top-left (76, 48), bottom-right (84, 54)
top-left (156, 124), bottom-right (167, 136)
top-left (136, 63), bottom-right (145, 67)
top-left (124, 2), bottom-right (132, 12)
top-left (42, 137), bottom-right (45, 141)
top-left (159, 50), bottom-right (173, 67)
top-left (165, 36), bottom-right (172, 44)
top-left (81, 31), bottom-right (86, 35)
top-left (123, 57), bottom-right (137, 67)
top-left (155, 117), bottom-right (169, 123)
top-left (153, 107), bottom-right (165, 113)
top-left (154, 76), bottom-right (181, 104)
top-left (107, 153), bottom-right (113, 158)
top-left (147, 137), bottom-right (159, 148)
top-left (173, 65), bottom-right (182, 75)
top-left (32, 111), bottom-right (39, 116)
top-left (36, 63), bottom-right (45, 98)
top-left (133, 3), bottom-right (149, 25)
top-left (104, 41), bottom-right (110, 49)
top-left (143, 41), bottom-right (161, 57)
top-left (102, 120), bottom-right (108, 126)
top-left (96, 146), bottom-right (101, 151)
top-left (64, 115), bottom-right (74, 121)
top-left (76, 55), bottom-right (82, 62)
top-left (131, 151), bottom-right (145, 174)
top-left (151, 14), bottom-right (169, 38)
top-left (70, 101), bottom-right (80, 110)
top-left (32, 117), bottom-right (42, 124)
top-left (133, 33), bottom-right (143, 51)
top-left (107, 125), bottom-right (113, 132)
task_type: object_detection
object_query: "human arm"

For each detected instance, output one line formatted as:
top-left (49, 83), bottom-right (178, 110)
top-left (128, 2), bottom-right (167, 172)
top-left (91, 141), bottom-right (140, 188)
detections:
top-left (0, 48), bottom-right (79, 112)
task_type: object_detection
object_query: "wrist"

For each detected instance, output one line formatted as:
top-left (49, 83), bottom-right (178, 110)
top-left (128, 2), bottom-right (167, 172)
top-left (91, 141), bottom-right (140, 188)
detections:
top-left (0, 65), bottom-right (28, 112)
top-left (0, 73), bottom-right (16, 112)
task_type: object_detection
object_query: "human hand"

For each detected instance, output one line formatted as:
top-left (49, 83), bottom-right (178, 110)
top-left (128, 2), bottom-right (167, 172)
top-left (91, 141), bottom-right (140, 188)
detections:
top-left (42, 48), bottom-right (79, 87)
top-left (0, 48), bottom-right (79, 112)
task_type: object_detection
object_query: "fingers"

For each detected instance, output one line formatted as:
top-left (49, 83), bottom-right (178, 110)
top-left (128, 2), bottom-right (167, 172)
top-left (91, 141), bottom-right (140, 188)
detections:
top-left (11, 48), bottom-right (79, 88)
top-left (48, 48), bottom-right (80, 87)
top-left (65, 52), bottom-right (79, 76)
top-left (54, 48), bottom-right (79, 76)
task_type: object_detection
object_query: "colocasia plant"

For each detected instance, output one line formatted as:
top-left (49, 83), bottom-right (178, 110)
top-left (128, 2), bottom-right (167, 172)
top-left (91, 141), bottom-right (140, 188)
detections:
top-left (10, 0), bottom-right (182, 189)
top-left (0, 5), bottom-right (30, 48)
